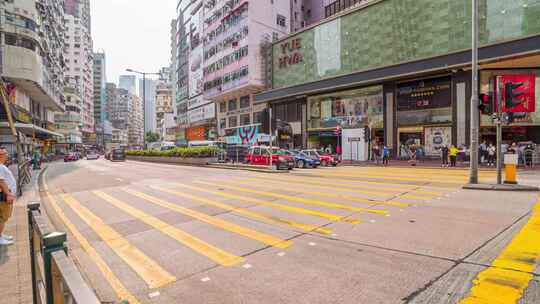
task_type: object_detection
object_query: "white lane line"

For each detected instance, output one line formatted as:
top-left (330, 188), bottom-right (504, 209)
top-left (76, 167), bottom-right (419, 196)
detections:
top-left (277, 252), bottom-right (286, 257)
top-left (148, 291), bottom-right (160, 298)
top-left (201, 277), bottom-right (211, 282)
top-left (369, 220), bottom-right (376, 223)
top-left (308, 242), bottom-right (317, 246)
top-left (242, 264), bottom-right (252, 269)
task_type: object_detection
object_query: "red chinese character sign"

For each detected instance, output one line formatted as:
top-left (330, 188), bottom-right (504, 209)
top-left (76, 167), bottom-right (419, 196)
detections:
top-left (500, 75), bottom-right (536, 113)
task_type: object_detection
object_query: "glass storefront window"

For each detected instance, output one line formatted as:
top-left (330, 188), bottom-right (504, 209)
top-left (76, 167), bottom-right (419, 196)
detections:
top-left (308, 85), bottom-right (383, 130)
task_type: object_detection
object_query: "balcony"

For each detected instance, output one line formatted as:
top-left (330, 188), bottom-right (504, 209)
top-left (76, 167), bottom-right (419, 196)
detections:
top-left (1, 45), bottom-right (64, 111)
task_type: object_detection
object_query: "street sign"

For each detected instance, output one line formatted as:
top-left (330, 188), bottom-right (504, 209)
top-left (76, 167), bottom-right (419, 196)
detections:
top-left (348, 137), bottom-right (362, 142)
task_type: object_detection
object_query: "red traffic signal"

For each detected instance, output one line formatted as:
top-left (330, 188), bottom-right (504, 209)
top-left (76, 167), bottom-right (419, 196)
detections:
top-left (478, 93), bottom-right (493, 115)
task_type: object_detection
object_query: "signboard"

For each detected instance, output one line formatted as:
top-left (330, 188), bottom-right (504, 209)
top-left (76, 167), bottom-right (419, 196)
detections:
top-left (397, 77), bottom-right (452, 111)
top-left (342, 128), bottom-right (368, 161)
top-left (188, 103), bottom-right (215, 123)
top-left (278, 38), bottom-right (304, 69)
top-left (186, 126), bottom-right (206, 141)
top-left (188, 95), bottom-right (212, 110)
top-left (500, 74), bottom-right (536, 113)
top-left (424, 126), bottom-right (451, 156)
top-left (224, 125), bottom-right (260, 146)
top-left (189, 3), bottom-right (204, 98)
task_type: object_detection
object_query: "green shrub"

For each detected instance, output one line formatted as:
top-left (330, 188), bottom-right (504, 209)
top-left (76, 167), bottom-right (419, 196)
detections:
top-left (126, 146), bottom-right (220, 158)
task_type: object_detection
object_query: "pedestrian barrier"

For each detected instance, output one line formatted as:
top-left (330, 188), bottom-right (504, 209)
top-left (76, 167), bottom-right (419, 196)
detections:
top-left (27, 202), bottom-right (101, 304)
top-left (17, 160), bottom-right (32, 196)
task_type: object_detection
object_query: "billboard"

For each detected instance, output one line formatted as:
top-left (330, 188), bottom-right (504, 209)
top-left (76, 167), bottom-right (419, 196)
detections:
top-left (188, 103), bottom-right (215, 123)
top-left (224, 125), bottom-right (260, 146)
top-left (500, 75), bottom-right (536, 113)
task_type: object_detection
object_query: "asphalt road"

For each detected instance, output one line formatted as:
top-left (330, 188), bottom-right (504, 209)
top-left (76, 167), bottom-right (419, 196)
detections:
top-left (40, 159), bottom-right (540, 304)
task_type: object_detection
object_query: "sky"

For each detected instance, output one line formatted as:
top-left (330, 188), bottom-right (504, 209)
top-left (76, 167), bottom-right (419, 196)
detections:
top-left (90, 0), bottom-right (177, 85)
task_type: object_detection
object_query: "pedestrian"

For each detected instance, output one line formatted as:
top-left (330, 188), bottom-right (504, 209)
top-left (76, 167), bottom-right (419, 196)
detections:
top-left (441, 145), bottom-right (449, 167)
top-left (449, 145), bottom-right (459, 167)
top-left (487, 143), bottom-right (496, 166)
top-left (382, 145), bottom-right (390, 166)
top-left (373, 144), bottom-right (381, 165)
top-left (480, 140), bottom-right (487, 164)
top-left (0, 148), bottom-right (17, 246)
top-left (408, 144), bottom-right (417, 166)
top-left (508, 142), bottom-right (518, 154)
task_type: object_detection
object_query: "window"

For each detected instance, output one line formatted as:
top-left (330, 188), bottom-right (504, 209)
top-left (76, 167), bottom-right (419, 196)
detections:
top-left (240, 113), bottom-right (250, 125)
top-left (228, 116), bottom-right (237, 128)
top-left (277, 14), bottom-right (286, 27)
top-left (253, 111), bottom-right (262, 124)
top-left (219, 102), bottom-right (226, 113)
top-left (220, 118), bottom-right (226, 129)
top-left (228, 99), bottom-right (237, 111)
top-left (5, 34), bottom-right (17, 46)
top-left (240, 96), bottom-right (250, 108)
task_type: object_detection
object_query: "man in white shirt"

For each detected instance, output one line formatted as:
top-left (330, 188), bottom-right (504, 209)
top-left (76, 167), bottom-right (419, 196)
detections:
top-left (0, 147), bottom-right (16, 246)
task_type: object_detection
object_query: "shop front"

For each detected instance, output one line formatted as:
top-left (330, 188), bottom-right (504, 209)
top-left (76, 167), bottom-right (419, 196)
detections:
top-left (396, 76), bottom-right (453, 158)
top-left (307, 85), bottom-right (383, 153)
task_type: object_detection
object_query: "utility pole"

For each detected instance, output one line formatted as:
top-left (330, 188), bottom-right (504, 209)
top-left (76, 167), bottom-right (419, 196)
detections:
top-left (495, 76), bottom-right (503, 184)
top-left (469, 0), bottom-right (480, 184)
top-left (269, 107), bottom-right (273, 170)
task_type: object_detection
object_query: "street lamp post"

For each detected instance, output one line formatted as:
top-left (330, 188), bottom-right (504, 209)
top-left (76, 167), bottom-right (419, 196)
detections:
top-left (126, 69), bottom-right (160, 149)
top-left (469, 0), bottom-right (480, 184)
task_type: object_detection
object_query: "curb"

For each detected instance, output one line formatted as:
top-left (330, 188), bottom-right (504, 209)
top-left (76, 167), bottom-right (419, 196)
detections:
top-left (462, 183), bottom-right (540, 191)
top-left (127, 159), bottom-right (289, 174)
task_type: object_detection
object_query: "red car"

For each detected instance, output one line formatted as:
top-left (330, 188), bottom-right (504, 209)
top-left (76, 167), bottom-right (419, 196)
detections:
top-left (63, 153), bottom-right (77, 162)
top-left (245, 146), bottom-right (294, 170)
top-left (302, 149), bottom-right (340, 167)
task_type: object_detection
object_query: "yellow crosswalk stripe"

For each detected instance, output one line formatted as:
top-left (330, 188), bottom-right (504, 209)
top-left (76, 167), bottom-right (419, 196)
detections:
top-left (42, 174), bottom-right (141, 304)
top-left (338, 167), bottom-right (496, 177)
top-left (61, 194), bottom-right (176, 289)
top-left (151, 185), bottom-right (332, 234)
top-left (169, 183), bottom-right (361, 224)
top-left (122, 188), bottom-right (293, 249)
top-left (229, 178), bottom-right (412, 207)
top-left (301, 171), bottom-right (468, 184)
top-left (258, 173), bottom-right (449, 194)
top-left (459, 198), bottom-right (540, 304)
top-left (196, 181), bottom-right (389, 215)
top-left (245, 176), bottom-right (442, 195)
top-left (93, 191), bottom-right (243, 266)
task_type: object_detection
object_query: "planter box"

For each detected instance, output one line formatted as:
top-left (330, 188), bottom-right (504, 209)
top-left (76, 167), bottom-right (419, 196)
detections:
top-left (127, 155), bottom-right (217, 166)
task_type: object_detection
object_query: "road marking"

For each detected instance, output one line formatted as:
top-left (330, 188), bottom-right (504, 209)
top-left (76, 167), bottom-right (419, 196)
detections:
top-left (170, 183), bottom-right (360, 224)
top-left (250, 174), bottom-right (445, 196)
top-left (201, 277), bottom-right (210, 282)
top-left (302, 171), bottom-right (469, 184)
top-left (460, 199), bottom-right (540, 304)
top-left (122, 188), bottom-right (293, 249)
top-left (242, 264), bottom-right (252, 269)
top-left (197, 181), bottom-right (389, 215)
top-left (153, 185), bottom-right (332, 234)
top-left (148, 291), bottom-right (160, 299)
top-left (93, 191), bottom-right (243, 267)
top-left (277, 252), bottom-right (286, 257)
top-left (308, 242), bottom-right (317, 246)
top-left (41, 174), bottom-right (141, 304)
top-left (60, 193), bottom-right (176, 289)
top-left (228, 178), bottom-right (411, 207)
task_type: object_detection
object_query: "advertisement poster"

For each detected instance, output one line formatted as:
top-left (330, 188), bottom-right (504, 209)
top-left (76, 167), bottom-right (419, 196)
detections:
top-left (189, 2), bottom-right (203, 98)
top-left (424, 126), bottom-right (451, 156)
top-left (188, 103), bottom-right (215, 123)
top-left (225, 125), bottom-right (260, 146)
top-left (397, 77), bottom-right (452, 111)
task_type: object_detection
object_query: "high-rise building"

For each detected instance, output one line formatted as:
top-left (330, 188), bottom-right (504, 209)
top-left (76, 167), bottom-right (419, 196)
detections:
top-left (109, 87), bottom-right (143, 148)
top-left (62, 0), bottom-right (94, 145)
top-left (290, 0), bottom-right (325, 32)
top-left (155, 80), bottom-right (173, 140)
top-left (93, 51), bottom-right (112, 147)
top-left (170, 18), bottom-right (178, 115)
top-left (139, 78), bottom-right (157, 134)
top-left (119, 75), bottom-right (137, 95)
top-left (0, 0), bottom-right (66, 155)
top-left (202, 0), bottom-right (292, 139)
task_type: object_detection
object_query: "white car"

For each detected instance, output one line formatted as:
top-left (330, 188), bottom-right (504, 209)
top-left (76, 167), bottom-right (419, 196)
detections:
top-left (86, 152), bottom-right (99, 160)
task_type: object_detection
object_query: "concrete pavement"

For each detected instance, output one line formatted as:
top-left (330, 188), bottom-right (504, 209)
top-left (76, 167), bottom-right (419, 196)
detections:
top-left (38, 159), bottom-right (540, 303)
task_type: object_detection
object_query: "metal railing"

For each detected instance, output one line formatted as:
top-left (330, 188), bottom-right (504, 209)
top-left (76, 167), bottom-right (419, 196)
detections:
top-left (28, 202), bottom-right (100, 304)
top-left (17, 160), bottom-right (32, 197)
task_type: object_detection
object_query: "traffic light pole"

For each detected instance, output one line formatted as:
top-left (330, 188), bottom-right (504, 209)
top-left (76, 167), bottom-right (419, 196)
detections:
top-left (496, 76), bottom-right (503, 185)
top-left (469, 0), bottom-right (480, 184)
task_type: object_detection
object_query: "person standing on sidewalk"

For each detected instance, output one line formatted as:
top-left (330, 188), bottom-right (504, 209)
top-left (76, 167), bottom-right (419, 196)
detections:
top-left (441, 145), bottom-right (449, 167)
top-left (487, 143), bottom-right (496, 167)
top-left (382, 145), bottom-right (390, 166)
top-left (0, 147), bottom-right (17, 246)
top-left (449, 145), bottom-right (459, 167)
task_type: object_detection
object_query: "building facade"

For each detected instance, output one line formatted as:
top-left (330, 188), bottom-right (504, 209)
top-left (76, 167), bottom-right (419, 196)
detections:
top-left (255, 0), bottom-right (540, 160)
top-left (92, 51), bottom-right (112, 147)
top-left (0, 0), bottom-right (65, 155)
top-left (139, 78), bottom-right (157, 134)
top-left (62, 0), bottom-right (94, 145)
top-left (119, 75), bottom-right (137, 95)
top-left (109, 87), bottom-right (143, 148)
top-left (155, 80), bottom-right (173, 139)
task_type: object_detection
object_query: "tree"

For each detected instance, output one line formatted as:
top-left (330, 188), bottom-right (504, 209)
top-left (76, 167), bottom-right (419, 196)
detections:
top-left (145, 131), bottom-right (160, 143)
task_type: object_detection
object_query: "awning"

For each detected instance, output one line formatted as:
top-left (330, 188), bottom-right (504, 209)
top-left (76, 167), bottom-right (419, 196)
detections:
top-left (0, 122), bottom-right (64, 137)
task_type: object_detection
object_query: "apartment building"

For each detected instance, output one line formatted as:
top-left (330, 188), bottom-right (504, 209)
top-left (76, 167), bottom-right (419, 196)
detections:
top-left (109, 87), bottom-right (143, 148)
top-left (290, 0), bottom-right (325, 32)
top-left (155, 81), bottom-right (173, 138)
top-left (139, 78), bottom-right (157, 134)
top-left (0, 0), bottom-right (65, 155)
top-left (62, 0), bottom-right (94, 144)
top-left (92, 51), bottom-right (112, 146)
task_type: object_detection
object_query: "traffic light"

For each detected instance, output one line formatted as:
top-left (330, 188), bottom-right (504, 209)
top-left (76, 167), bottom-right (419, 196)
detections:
top-left (260, 108), bottom-right (269, 134)
top-left (505, 81), bottom-right (524, 111)
top-left (478, 93), bottom-right (494, 115)
top-left (363, 126), bottom-right (370, 142)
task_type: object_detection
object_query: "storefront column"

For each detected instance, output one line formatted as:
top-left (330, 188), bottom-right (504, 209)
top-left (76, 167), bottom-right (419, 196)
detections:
top-left (383, 83), bottom-right (395, 155)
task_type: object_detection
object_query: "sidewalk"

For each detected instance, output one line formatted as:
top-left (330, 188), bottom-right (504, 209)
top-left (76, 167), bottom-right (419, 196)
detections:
top-left (0, 167), bottom-right (42, 304)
